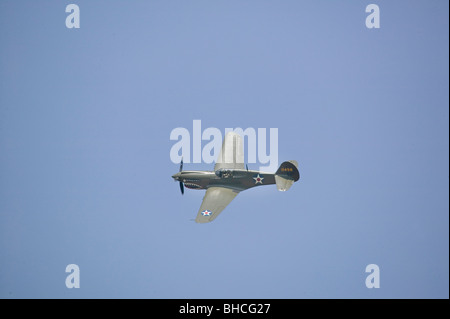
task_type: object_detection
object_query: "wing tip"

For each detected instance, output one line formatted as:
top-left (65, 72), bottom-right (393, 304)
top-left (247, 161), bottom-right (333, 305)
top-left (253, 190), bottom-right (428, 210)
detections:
top-left (195, 218), bottom-right (213, 224)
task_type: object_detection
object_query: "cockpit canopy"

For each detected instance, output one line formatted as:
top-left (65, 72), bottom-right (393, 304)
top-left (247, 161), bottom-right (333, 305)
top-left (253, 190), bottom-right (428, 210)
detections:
top-left (215, 169), bottom-right (233, 178)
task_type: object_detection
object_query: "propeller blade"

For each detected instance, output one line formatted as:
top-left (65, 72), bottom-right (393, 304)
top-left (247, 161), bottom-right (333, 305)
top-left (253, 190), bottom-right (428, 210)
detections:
top-left (179, 181), bottom-right (184, 195)
top-left (179, 158), bottom-right (183, 172)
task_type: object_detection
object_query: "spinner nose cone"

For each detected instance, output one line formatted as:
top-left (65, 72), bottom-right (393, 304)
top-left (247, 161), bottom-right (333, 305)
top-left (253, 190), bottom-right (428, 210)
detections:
top-left (172, 172), bottom-right (181, 180)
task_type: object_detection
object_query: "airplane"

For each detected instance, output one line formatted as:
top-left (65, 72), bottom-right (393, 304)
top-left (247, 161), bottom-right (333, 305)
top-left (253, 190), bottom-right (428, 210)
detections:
top-left (171, 132), bottom-right (300, 223)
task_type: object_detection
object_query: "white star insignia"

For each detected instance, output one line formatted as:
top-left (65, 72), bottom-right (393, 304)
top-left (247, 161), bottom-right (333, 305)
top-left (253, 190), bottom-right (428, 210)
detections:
top-left (201, 210), bottom-right (212, 216)
top-left (253, 174), bottom-right (264, 184)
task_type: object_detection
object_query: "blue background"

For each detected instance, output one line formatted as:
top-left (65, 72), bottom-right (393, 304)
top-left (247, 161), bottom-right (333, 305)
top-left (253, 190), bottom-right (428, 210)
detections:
top-left (0, 0), bottom-right (448, 298)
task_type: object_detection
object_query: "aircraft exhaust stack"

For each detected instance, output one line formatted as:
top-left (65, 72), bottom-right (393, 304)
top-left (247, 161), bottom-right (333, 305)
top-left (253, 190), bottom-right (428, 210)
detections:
top-left (274, 160), bottom-right (300, 191)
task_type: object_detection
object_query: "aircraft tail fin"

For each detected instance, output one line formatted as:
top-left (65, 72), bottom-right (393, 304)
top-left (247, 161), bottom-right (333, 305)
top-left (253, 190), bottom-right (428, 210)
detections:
top-left (274, 160), bottom-right (300, 191)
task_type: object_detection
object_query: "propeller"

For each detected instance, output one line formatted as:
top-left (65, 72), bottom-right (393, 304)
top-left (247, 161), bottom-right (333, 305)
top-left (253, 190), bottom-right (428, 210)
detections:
top-left (179, 158), bottom-right (184, 195)
top-left (179, 181), bottom-right (184, 195)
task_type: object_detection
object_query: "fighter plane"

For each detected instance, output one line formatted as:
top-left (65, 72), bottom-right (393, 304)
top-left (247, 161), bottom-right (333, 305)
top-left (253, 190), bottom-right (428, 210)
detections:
top-left (171, 132), bottom-right (300, 223)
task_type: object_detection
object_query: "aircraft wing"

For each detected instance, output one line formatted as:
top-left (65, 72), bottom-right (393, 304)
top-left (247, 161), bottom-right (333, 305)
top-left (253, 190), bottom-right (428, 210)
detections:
top-left (195, 187), bottom-right (239, 223)
top-left (214, 131), bottom-right (245, 170)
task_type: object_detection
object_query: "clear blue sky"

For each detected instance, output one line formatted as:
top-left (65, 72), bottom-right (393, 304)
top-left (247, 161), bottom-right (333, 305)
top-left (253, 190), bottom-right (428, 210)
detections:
top-left (0, 0), bottom-right (448, 298)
